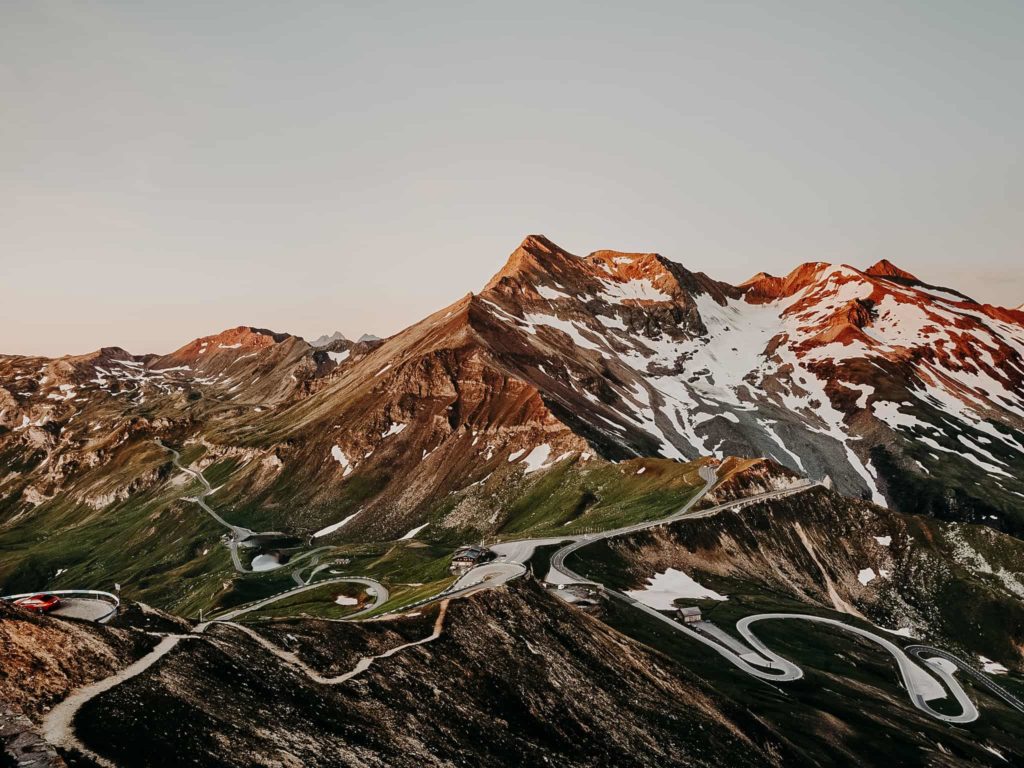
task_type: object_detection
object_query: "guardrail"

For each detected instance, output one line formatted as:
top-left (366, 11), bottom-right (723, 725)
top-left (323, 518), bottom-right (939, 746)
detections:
top-left (1, 590), bottom-right (120, 623)
top-left (905, 645), bottom-right (1024, 713)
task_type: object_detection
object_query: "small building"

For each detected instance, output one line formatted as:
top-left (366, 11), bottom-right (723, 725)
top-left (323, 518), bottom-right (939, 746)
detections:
top-left (449, 545), bottom-right (495, 573)
top-left (676, 606), bottom-right (702, 624)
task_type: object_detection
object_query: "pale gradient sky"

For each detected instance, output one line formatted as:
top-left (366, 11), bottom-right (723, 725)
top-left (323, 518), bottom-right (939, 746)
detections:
top-left (2, 1), bottom-right (1022, 357)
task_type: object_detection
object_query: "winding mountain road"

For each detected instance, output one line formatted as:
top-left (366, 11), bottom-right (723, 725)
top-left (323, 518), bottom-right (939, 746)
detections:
top-left (158, 439), bottom-right (346, 579)
top-left (209, 576), bottom-right (389, 622)
top-left (31, 454), bottom-right (1005, 767)
top-left (534, 475), bottom-right (985, 725)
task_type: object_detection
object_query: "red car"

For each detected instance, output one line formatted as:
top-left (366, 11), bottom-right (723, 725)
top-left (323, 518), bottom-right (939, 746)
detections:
top-left (14, 593), bottom-right (62, 613)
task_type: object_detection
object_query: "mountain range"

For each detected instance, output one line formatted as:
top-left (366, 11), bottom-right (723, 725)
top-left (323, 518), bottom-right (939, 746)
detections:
top-left (3, 235), bottom-right (1021, 545)
top-left (2, 235), bottom-right (1023, 767)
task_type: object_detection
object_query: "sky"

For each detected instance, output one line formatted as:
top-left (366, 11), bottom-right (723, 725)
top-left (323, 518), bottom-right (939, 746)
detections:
top-left (2, 1), bottom-right (1022, 357)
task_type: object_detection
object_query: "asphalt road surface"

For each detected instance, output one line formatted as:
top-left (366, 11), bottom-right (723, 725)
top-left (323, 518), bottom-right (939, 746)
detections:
top-left (906, 645), bottom-right (1024, 714)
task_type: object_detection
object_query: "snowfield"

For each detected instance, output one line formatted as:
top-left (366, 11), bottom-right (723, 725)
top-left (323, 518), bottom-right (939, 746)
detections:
top-left (626, 568), bottom-right (728, 609)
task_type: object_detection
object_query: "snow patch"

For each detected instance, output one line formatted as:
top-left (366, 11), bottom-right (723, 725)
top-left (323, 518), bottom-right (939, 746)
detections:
top-left (625, 567), bottom-right (728, 609)
top-left (979, 655), bottom-right (1009, 675)
top-left (331, 445), bottom-right (354, 477)
top-left (399, 522), bottom-right (429, 540)
top-left (520, 444), bottom-right (552, 473)
top-left (857, 567), bottom-right (877, 586)
top-left (313, 511), bottom-right (360, 538)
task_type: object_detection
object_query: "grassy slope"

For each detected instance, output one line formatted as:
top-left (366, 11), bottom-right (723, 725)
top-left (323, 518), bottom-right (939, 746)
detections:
top-left (1, 442), bottom-right (708, 617)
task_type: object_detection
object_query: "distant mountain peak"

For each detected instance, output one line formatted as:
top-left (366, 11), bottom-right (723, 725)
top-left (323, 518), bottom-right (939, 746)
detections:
top-left (357, 333), bottom-right (381, 343)
top-left (864, 259), bottom-right (919, 282)
top-left (310, 331), bottom-right (348, 347)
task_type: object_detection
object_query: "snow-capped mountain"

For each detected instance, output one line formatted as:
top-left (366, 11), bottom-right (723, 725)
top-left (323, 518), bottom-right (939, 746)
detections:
top-left (458, 236), bottom-right (1023, 528)
top-left (1, 236), bottom-right (1021, 543)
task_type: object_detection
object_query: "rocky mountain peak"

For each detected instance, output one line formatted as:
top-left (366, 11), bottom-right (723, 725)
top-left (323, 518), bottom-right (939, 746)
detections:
top-left (740, 261), bottom-right (834, 303)
top-left (864, 259), bottom-right (919, 282)
top-left (483, 234), bottom-right (581, 291)
top-left (311, 331), bottom-right (348, 347)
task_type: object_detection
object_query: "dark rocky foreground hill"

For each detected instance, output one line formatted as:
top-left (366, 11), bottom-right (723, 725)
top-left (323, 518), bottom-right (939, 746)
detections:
top-left (3, 583), bottom-right (790, 768)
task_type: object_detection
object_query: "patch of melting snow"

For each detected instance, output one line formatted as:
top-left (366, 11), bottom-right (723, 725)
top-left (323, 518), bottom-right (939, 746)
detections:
top-left (382, 422), bottom-right (406, 438)
top-left (874, 535), bottom-right (892, 546)
top-left (979, 655), bottom-right (1009, 675)
top-left (857, 567), bottom-right (877, 586)
top-left (399, 522), bottom-right (429, 540)
top-left (313, 511), bottom-right (361, 538)
top-left (879, 625), bottom-right (915, 638)
top-left (625, 567), bottom-right (728, 610)
top-left (520, 444), bottom-right (551, 473)
top-left (983, 745), bottom-right (1009, 762)
top-left (250, 554), bottom-right (281, 572)
top-left (331, 446), bottom-right (354, 477)
top-left (334, 595), bottom-right (359, 606)
top-left (536, 284), bottom-right (573, 301)
top-left (598, 277), bottom-right (672, 304)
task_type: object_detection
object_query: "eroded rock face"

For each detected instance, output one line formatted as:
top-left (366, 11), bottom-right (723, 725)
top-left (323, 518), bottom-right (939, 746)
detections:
top-left (0, 604), bottom-right (155, 719)
top-left (1, 704), bottom-right (66, 768)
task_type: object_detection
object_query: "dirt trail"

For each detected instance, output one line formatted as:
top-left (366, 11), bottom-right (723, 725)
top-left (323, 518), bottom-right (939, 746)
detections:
top-left (40, 635), bottom-right (197, 767)
top-left (222, 600), bottom-right (450, 685)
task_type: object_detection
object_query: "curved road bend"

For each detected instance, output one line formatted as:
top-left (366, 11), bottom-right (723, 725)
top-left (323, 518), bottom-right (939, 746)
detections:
top-left (2, 589), bottom-right (120, 624)
top-left (158, 439), bottom-right (338, 577)
top-left (736, 614), bottom-right (978, 723)
top-left (906, 645), bottom-right (1024, 714)
top-left (41, 635), bottom-right (198, 768)
top-left (518, 472), bottom-right (982, 725)
top-left (604, 593), bottom-right (979, 722)
top-left (208, 576), bottom-right (390, 623)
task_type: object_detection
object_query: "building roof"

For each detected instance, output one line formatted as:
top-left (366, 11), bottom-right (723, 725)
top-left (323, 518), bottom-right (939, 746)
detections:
top-left (453, 546), bottom-right (489, 559)
top-left (677, 606), bottom-right (701, 616)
